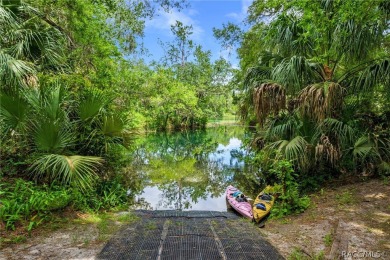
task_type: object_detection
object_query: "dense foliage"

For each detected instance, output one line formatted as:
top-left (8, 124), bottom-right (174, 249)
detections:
top-left (0, 0), bottom-right (234, 231)
top-left (0, 178), bottom-right (130, 231)
top-left (216, 0), bottom-right (390, 190)
top-left (1, 0), bottom-right (389, 233)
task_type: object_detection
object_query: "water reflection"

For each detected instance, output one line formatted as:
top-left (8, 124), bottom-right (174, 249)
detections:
top-left (128, 126), bottom-right (255, 211)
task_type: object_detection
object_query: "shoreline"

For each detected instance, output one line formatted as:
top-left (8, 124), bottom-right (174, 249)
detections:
top-left (1, 178), bottom-right (388, 259)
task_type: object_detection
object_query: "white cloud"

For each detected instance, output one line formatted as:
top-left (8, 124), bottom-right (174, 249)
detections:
top-left (146, 9), bottom-right (203, 40)
top-left (226, 0), bottom-right (252, 22)
top-left (187, 9), bottom-right (199, 16)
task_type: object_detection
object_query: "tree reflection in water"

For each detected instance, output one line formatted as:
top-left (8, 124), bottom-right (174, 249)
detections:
top-left (128, 126), bottom-right (261, 211)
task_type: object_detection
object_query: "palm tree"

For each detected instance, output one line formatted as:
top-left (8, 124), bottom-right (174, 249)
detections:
top-left (1, 0), bottom-right (130, 189)
top-left (0, 82), bottom-right (129, 191)
top-left (76, 87), bottom-right (129, 155)
top-left (0, 1), bottom-right (130, 193)
top-left (1, 84), bottom-right (97, 190)
top-left (241, 0), bottom-right (390, 174)
top-left (0, 1), bottom-right (66, 90)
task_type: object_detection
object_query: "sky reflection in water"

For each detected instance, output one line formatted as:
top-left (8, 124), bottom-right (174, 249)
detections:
top-left (130, 126), bottom-right (248, 211)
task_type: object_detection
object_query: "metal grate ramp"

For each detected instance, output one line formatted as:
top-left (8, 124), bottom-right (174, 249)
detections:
top-left (97, 210), bottom-right (283, 260)
top-left (135, 210), bottom-right (241, 219)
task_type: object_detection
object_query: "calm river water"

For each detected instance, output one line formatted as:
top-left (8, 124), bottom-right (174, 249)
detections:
top-left (127, 125), bottom-right (262, 211)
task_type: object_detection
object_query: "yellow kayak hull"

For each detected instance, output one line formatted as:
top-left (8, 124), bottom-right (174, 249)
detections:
top-left (252, 187), bottom-right (275, 223)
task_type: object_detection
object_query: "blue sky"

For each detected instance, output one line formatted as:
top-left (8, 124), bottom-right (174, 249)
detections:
top-left (141, 0), bottom-right (252, 66)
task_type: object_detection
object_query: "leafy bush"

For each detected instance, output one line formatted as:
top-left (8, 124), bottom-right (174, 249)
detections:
top-left (269, 160), bottom-right (311, 218)
top-left (71, 178), bottom-right (129, 212)
top-left (0, 178), bottom-right (131, 231)
top-left (1, 83), bottom-right (128, 192)
top-left (0, 179), bottom-right (71, 230)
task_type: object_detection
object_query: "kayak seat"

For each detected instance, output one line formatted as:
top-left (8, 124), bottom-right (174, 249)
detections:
top-left (259, 194), bottom-right (272, 201)
top-left (255, 203), bottom-right (266, 211)
top-left (236, 196), bottom-right (247, 202)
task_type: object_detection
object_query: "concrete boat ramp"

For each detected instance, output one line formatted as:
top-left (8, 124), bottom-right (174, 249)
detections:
top-left (97, 210), bottom-right (283, 260)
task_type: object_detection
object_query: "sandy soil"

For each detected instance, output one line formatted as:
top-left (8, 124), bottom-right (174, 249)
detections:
top-left (1, 179), bottom-right (389, 259)
top-left (260, 179), bottom-right (390, 259)
top-left (0, 211), bottom-right (135, 260)
top-left (0, 222), bottom-right (105, 260)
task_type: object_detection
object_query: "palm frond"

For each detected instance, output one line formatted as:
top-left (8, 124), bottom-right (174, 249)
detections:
top-left (284, 136), bottom-right (309, 165)
top-left (350, 59), bottom-right (390, 94)
top-left (11, 28), bottom-right (43, 59)
top-left (268, 136), bottom-right (309, 171)
top-left (39, 30), bottom-right (66, 68)
top-left (265, 112), bottom-right (298, 141)
top-left (298, 84), bottom-right (326, 121)
top-left (271, 56), bottom-right (323, 93)
top-left (0, 1), bottom-right (67, 90)
top-left (33, 120), bottom-right (74, 153)
top-left (351, 135), bottom-right (390, 175)
top-left (102, 114), bottom-right (126, 137)
top-left (298, 82), bottom-right (346, 121)
top-left (320, 0), bottom-right (335, 13)
top-left (316, 118), bottom-right (355, 147)
top-left (315, 134), bottom-right (340, 167)
top-left (258, 51), bottom-right (284, 66)
top-left (268, 15), bottom-right (315, 57)
top-left (79, 88), bottom-right (109, 122)
top-left (11, 26), bottom-right (66, 68)
top-left (298, 114), bottom-right (318, 143)
top-left (267, 139), bottom-right (289, 152)
top-left (333, 19), bottom-right (383, 63)
top-left (253, 83), bottom-right (286, 126)
top-left (30, 154), bottom-right (103, 192)
top-left (0, 5), bottom-right (17, 30)
top-left (36, 84), bottom-right (66, 121)
top-left (0, 50), bottom-right (36, 88)
top-left (243, 52), bottom-right (285, 90)
top-left (0, 91), bottom-right (29, 133)
top-left (244, 66), bottom-right (271, 90)
top-left (377, 137), bottom-right (390, 161)
top-left (352, 135), bottom-right (380, 161)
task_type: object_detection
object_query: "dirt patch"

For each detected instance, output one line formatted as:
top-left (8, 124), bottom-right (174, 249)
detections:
top-left (0, 225), bottom-right (100, 260)
top-left (260, 178), bottom-right (390, 259)
top-left (0, 212), bottom-right (138, 260)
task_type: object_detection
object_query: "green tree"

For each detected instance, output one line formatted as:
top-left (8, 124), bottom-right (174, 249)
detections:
top-left (237, 0), bottom-right (390, 177)
top-left (163, 20), bottom-right (194, 67)
top-left (157, 19), bottom-right (235, 129)
top-left (143, 69), bottom-right (200, 130)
